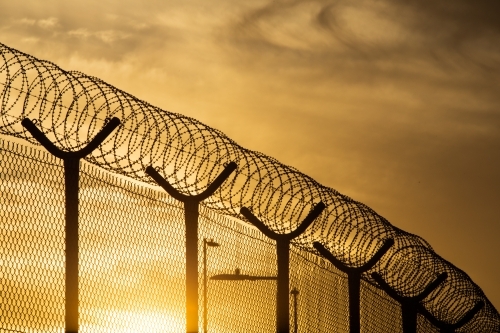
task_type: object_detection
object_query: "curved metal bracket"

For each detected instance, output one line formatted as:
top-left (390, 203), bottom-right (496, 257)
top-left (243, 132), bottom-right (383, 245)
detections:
top-left (371, 272), bottom-right (448, 303)
top-left (145, 161), bottom-right (237, 202)
top-left (418, 273), bottom-right (448, 301)
top-left (360, 239), bottom-right (395, 272)
top-left (314, 238), bottom-right (394, 333)
top-left (287, 202), bottom-right (326, 239)
top-left (240, 207), bottom-right (277, 239)
top-left (313, 238), bottom-right (394, 275)
top-left (419, 301), bottom-right (484, 333)
top-left (22, 117), bottom-right (121, 159)
top-left (240, 202), bottom-right (325, 241)
top-left (371, 272), bottom-right (448, 333)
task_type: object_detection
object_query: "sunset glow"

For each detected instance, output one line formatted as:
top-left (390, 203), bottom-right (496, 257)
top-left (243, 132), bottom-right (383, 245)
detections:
top-left (1, 0), bottom-right (499, 331)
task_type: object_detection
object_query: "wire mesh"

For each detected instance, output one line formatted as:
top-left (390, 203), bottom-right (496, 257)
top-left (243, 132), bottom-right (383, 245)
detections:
top-left (1, 40), bottom-right (499, 332)
top-left (1, 139), bottom-right (65, 333)
top-left (289, 248), bottom-right (350, 332)
top-left (78, 161), bottom-right (186, 333)
top-left (0, 138), bottom-right (369, 332)
top-left (200, 209), bottom-right (277, 332)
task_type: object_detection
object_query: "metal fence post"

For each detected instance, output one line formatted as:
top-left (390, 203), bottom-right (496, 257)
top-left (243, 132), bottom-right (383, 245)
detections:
top-left (145, 162), bottom-right (237, 333)
top-left (21, 117), bottom-right (121, 333)
top-left (241, 202), bottom-right (326, 333)
top-left (314, 239), bottom-right (394, 333)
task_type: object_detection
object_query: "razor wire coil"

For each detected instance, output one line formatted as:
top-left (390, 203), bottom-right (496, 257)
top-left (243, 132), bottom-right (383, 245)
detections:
top-left (0, 42), bottom-right (499, 332)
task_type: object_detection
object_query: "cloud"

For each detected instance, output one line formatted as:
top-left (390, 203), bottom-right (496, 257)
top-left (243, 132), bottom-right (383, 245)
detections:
top-left (67, 28), bottom-right (92, 38)
top-left (67, 28), bottom-right (131, 44)
top-left (38, 17), bottom-right (59, 29)
top-left (18, 18), bottom-right (36, 26)
top-left (228, 0), bottom-right (500, 79)
top-left (0, 1), bottom-right (180, 63)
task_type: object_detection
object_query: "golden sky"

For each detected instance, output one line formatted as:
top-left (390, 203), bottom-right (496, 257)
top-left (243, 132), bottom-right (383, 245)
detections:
top-left (1, 0), bottom-right (499, 309)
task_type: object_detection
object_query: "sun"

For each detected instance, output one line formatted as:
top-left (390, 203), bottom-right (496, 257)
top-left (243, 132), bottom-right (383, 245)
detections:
top-left (81, 309), bottom-right (183, 333)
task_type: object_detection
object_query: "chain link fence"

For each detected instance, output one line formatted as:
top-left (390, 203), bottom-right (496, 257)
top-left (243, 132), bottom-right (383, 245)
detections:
top-left (1, 134), bottom-right (493, 333)
top-left (0, 140), bottom-right (352, 333)
top-left (2, 139), bottom-right (405, 332)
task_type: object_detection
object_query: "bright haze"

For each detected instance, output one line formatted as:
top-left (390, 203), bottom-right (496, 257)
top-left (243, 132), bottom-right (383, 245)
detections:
top-left (1, 0), bottom-right (499, 308)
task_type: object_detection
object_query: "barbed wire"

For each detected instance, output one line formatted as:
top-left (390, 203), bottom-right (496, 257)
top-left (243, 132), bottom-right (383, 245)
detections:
top-left (1, 41), bottom-right (498, 331)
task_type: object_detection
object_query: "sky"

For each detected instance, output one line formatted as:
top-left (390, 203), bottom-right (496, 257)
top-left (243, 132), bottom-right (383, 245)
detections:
top-left (0, 0), bottom-right (499, 309)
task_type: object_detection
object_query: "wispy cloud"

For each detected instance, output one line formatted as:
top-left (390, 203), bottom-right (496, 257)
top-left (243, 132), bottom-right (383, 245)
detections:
top-left (38, 17), bottom-right (59, 29)
top-left (230, 0), bottom-right (500, 67)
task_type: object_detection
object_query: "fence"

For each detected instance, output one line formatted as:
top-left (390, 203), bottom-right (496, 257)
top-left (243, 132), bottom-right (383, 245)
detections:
top-left (1, 138), bottom-right (397, 332)
top-left (1, 41), bottom-right (499, 332)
